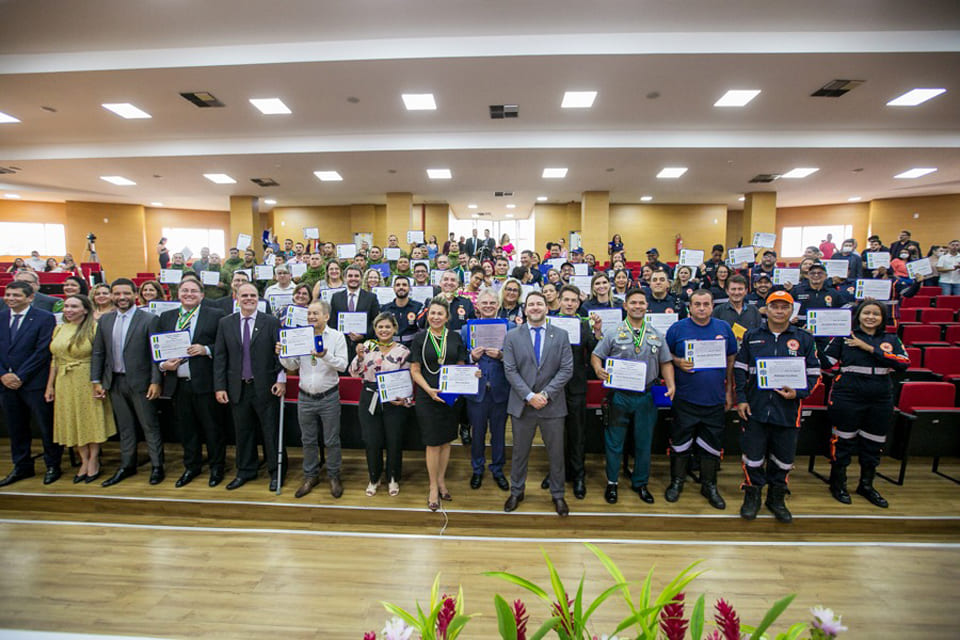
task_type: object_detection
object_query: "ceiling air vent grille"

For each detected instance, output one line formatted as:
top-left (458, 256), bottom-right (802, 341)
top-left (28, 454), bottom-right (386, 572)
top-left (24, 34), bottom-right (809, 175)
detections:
top-left (749, 174), bottom-right (781, 183)
top-left (250, 178), bottom-right (279, 187)
top-left (489, 104), bottom-right (519, 119)
top-left (0, 167), bottom-right (18, 175)
top-left (180, 91), bottom-right (225, 108)
top-left (494, 191), bottom-right (514, 197)
top-left (811, 79), bottom-right (864, 98)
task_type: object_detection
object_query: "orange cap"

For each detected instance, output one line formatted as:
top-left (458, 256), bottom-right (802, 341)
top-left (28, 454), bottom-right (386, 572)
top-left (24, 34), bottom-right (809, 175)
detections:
top-left (766, 290), bottom-right (795, 305)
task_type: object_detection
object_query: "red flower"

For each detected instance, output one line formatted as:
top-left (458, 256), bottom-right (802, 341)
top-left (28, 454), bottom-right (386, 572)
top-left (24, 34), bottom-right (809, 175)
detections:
top-left (513, 599), bottom-right (529, 640)
top-left (659, 592), bottom-right (689, 640)
top-left (550, 593), bottom-right (575, 635)
top-left (437, 594), bottom-right (457, 639)
top-left (714, 598), bottom-right (741, 640)
top-left (363, 633), bottom-right (376, 640)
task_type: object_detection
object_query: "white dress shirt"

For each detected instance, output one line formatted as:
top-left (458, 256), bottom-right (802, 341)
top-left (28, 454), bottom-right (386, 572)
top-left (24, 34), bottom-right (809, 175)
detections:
top-left (279, 325), bottom-right (347, 394)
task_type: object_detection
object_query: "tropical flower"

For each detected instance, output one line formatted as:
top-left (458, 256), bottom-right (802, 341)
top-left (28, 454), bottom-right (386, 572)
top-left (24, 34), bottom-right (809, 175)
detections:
top-left (811, 606), bottom-right (848, 637)
top-left (512, 599), bottom-right (528, 640)
top-left (659, 592), bottom-right (688, 640)
top-left (382, 617), bottom-right (414, 640)
top-left (714, 598), bottom-right (741, 640)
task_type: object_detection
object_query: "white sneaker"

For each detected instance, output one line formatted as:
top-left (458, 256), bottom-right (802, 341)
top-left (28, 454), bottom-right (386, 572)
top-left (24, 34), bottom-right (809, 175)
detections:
top-left (388, 480), bottom-right (400, 496)
top-left (365, 481), bottom-right (379, 496)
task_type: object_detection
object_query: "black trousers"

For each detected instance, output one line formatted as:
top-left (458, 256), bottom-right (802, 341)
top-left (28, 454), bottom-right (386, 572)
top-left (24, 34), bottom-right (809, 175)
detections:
top-left (174, 379), bottom-right (225, 473)
top-left (740, 419), bottom-right (798, 488)
top-left (828, 391), bottom-right (893, 469)
top-left (669, 399), bottom-right (725, 460)
top-left (0, 387), bottom-right (61, 472)
top-left (231, 383), bottom-right (283, 479)
top-left (358, 388), bottom-right (407, 484)
top-left (564, 392), bottom-right (586, 480)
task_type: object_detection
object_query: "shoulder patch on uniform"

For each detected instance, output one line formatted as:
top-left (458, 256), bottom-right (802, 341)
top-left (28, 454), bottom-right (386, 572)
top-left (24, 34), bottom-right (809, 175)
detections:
top-left (787, 339), bottom-right (800, 351)
top-left (880, 342), bottom-right (893, 352)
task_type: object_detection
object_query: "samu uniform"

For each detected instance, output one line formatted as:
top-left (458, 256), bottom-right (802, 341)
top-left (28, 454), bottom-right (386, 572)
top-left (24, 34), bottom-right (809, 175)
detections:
top-left (792, 281), bottom-right (841, 367)
top-left (593, 319), bottom-right (672, 490)
top-left (381, 299), bottom-right (423, 346)
top-left (733, 324), bottom-right (821, 489)
top-left (646, 293), bottom-right (687, 319)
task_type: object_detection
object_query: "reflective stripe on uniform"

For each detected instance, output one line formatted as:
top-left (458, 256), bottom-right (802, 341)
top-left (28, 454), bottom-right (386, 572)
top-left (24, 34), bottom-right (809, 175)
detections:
top-left (734, 361), bottom-right (750, 371)
top-left (670, 439), bottom-right (694, 453)
top-left (769, 453), bottom-right (794, 471)
top-left (695, 436), bottom-right (722, 457)
top-left (831, 427), bottom-right (858, 440)
top-left (859, 430), bottom-right (887, 444)
top-left (741, 454), bottom-right (764, 468)
top-left (840, 365), bottom-right (892, 375)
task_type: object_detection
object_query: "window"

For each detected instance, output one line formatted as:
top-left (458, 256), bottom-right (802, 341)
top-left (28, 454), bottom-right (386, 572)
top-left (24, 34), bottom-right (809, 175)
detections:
top-left (780, 224), bottom-right (853, 257)
top-left (161, 227), bottom-right (225, 259)
top-left (0, 222), bottom-right (66, 256)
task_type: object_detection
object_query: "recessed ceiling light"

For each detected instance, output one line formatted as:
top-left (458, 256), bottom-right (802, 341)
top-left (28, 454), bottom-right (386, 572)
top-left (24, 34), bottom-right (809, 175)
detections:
top-left (506, 203), bottom-right (516, 209)
top-left (4, 193), bottom-right (21, 199)
top-left (640, 195), bottom-right (653, 202)
top-left (714, 90), bottom-right (761, 107)
top-left (657, 167), bottom-right (688, 179)
top-left (894, 167), bottom-right (937, 179)
top-left (467, 203), bottom-right (478, 209)
top-left (471, 213), bottom-right (479, 219)
top-left (313, 171), bottom-right (343, 182)
top-left (738, 196), bottom-right (746, 202)
top-left (847, 196), bottom-right (862, 202)
top-left (100, 175), bottom-right (136, 186)
top-left (561, 91), bottom-right (597, 109)
top-left (402, 93), bottom-right (437, 110)
top-left (203, 173), bottom-right (236, 184)
top-left (0, 111), bottom-right (21, 124)
top-left (263, 199), bottom-right (277, 205)
top-left (150, 201), bottom-right (163, 206)
top-left (542, 168), bottom-right (568, 179)
top-left (780, 167), bottom-right (819, 179)
top-left (505, 214), bottom-right (514, 218)
top-left (426, 168), bottom-right (452, 180)
top-left (249, 98), bottom-right (291, 115)
top-left (101, 103), bottom-right (152, 119)
top-left (886, 88), bottom-right (946, 107)
top-left (536, 196), bottom-right (548, 202)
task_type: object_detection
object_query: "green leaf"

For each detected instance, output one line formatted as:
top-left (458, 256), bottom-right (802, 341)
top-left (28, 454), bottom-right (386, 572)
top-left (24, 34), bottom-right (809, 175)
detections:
top-left (572, 575), bottom-right (584, 635)
top-left (445, 613), bottom-right (476, 640)
top-left (484, 571), bottom-right (551, 601)
top-left (542, 549), bottom-right (570, 628)
top-left (690, 594), bottom-right (706, 640)
top-left (583, 581), bottom-right (631, 622)
top-left (493, 595), bottom-right (518, 640)
top-left (774, 621), bottom-right (808, 640)
top-left (587, 543), bottom-right (635, 612)
top-left (750, 593), bottom-right (796, 640)
top-left (611, 605), bottom-right (664, 635)
top-left (380, 601), bottom-right (420, 630)
top-left (430, 573), bottom-right (441, 610)
top-left (529, 617), bottom-right (561, 640)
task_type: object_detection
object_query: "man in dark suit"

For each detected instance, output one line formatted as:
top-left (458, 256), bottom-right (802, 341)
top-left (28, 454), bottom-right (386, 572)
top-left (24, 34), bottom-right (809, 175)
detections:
top-left (214, 282), bottom-right (286, 491)
top-left (502, 291), bottom-right (574, 516)
top-left (464, 229), bottom-right (480, 258)
top-left (329, 265), bottom-right (379, 364)
top-left (91, 278), bottom-right (164, 487)
top-left (157, 278), bottom-right (226, 488)
top-left (0, 281), bottom-right (62, 486)
top-left (480, 229), bottom-right (496, 259)
top-left (0, 271), bottom-right (59, 313)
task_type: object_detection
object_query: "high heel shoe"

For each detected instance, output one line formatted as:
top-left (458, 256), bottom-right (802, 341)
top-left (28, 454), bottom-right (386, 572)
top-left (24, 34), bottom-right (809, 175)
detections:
top-left (439, 489), bottom-right (452, 501)
top-left (388, 480), bottom-right (400, 496)
top-left (427, 499), bottom-right (439, 512)
top-left (73, 474), bottom-right (87, 484)
top-left (85, 469), bottom-right (101, 484)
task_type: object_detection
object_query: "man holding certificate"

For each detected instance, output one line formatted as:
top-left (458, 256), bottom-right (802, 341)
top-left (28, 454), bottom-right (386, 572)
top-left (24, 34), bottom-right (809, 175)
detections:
top-left (591, 288), bottom-right (675, 505)
top-left (502, 291), bottom-right (573, 516)
top-left (733, 290), bottom-right (821, 523)
top-left (664, 290), bottom-right (738, 509)
top-left (156, 278), bottom-right (227, 488)
top-left (329, 265), bottom-right (380, 366)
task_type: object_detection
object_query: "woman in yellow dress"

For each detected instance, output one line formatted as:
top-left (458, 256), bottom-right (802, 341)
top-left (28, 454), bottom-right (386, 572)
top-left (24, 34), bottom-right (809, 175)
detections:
top-left (44, 294), bottom-right (116, 483)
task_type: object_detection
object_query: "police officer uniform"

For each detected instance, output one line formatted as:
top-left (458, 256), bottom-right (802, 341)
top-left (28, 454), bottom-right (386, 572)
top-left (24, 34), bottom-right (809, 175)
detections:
top-left (823, 326), bottom-right (910, 507)
top-left (592, 318), bottom-right (672, 504)
top-left (733, 291), bottom-right (821, 523)
top-left (382, 298), bottom-right (423, 346)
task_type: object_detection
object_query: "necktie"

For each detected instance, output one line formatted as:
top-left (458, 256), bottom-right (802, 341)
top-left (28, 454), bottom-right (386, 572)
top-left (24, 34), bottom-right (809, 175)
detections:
top-left (113, 313), bottom-right (126, 373)
top-left (533, 326), bottom-right (543, 366)
top-left (9, 314), bottom-right (22, 341)
top-left (348, 292), bottom-right (356, 312)
top-left (241, 316), bottom-right (253, 380)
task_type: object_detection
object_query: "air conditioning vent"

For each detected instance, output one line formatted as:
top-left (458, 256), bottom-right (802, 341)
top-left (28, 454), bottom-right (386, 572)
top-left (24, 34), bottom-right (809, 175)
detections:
top-left (749, 174), bottom-right (781, 183)
top-left (180, 91), bottom-right (225, 108)
top-left (0, 167), bottom-right (18, 174)
top-left (494, 191), bottom-right (514, 197)
top-left (250, 178), bottom-right (279, 187)
top-left (811, 79), bottom-right (864, 98)
top-left (489, 104), bottom-right (519, 119)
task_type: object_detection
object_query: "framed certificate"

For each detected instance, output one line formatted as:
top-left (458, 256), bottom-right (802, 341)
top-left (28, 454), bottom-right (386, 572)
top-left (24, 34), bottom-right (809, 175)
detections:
top-left (807, 309), bottom-right (852, 336)
top-left (603, 358), bottom-right (648, 392)
top-left (255, 265), bottom-right (274, 281)
top-left (278, 327), bottom-right (315, 358)
top-left (376, 369), bottom-right (414, 402)
top-left (200, 270), bottom-right (221, 286)
top-left (467, 318), bottom-right (509, 350)
top-left (336, 243), bottom-right (357, 259)
top-left (547, 315), bottom-right (581, 345)
top-left (756, 357), bottom-right (808, 390)
top-left (438, 365), bottom-right (480, 395)
top-left (684, 339), bottom-right (727, 369)
top-left (159, 269), bottom-right (183, 284)
top-left (728, 246), bottom-right (756, 265)
top-left (150, 330), bottom-right (191, 362)
top-left (752, 232), bottom-right (777, 249)
top-left (384, 248), bottom-right (402, 261)
top-left (338, 311), bottom-right (368, 335)
top-left (855, 279), bottom-right (891, 300)
top-left (678, 249), bottom-right (704, 267)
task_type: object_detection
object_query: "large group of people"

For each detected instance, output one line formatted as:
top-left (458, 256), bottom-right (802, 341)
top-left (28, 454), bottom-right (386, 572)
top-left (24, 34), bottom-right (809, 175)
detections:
top-left (0, 227), bottom-right (952, 524)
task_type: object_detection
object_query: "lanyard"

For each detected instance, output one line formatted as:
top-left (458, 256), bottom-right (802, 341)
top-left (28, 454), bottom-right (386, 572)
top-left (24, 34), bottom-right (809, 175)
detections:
top-left (176, 305), bottom-right (199, 331)
top-left (427, 329), bottom-right (447, 364)
top-left (621, 319), bottom-right (646, 352)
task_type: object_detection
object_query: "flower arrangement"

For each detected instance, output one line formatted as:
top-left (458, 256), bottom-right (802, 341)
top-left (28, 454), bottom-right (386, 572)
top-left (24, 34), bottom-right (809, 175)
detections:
top-left (364, 543), bottom-right (847, 640)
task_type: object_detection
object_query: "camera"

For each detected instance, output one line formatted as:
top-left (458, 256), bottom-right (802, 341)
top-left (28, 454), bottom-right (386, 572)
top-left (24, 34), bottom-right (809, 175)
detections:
top-left (86, 232), bottom-right (97, 242)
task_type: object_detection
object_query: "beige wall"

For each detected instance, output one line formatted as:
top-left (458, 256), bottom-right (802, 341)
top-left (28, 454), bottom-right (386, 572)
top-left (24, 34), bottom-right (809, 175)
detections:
top-left (774, 203), bottom-right (870, 258)
top-left (868, 194), bottom-right (960, 251)
top-left (726, 209), bottom-right (743, 249)
top-left (535, 203), bottom-right (580, 254)
top-left (608, 203), bottom-right (727, 262)
top-left (65, 201), bottom-right (149, 278)
top-left (422, 203), bottom-right (449, 245)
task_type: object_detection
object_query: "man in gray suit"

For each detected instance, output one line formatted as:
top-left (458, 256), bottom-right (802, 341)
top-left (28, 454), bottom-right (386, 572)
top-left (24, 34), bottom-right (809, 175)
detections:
top-left (502, 291), bottom-right (574, 516)
top-left (91, 278), bottom-right (164, 487)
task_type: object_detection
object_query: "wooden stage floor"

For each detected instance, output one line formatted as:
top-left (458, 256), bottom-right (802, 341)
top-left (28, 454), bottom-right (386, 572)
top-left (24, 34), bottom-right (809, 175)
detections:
top-left (1, 440), bottom-right (959, 638)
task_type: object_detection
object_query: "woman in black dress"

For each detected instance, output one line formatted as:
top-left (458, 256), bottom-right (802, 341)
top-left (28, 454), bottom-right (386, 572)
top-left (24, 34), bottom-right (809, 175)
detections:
top-left (409, 298), bottom-right (468, 511)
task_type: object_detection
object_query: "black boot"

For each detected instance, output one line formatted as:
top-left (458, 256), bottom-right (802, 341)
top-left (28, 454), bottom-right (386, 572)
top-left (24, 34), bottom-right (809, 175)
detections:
top-left (740, 485), bottom-right (761, 520)
top-left (664, 454), bottom-right (689, 502)
top-left (698, 456), bottom-right (726, 510)
top-left (829, 464), bottom-right (852, 504)
top-left (856, 466), bottom-right (888, 508)
top-left (765, 485), bottom-right (793, 523)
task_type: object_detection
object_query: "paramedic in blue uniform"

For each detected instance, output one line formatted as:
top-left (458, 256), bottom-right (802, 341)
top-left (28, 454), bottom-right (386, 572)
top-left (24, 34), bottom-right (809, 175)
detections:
top-left (381, 275), bottom-right (422, 346)
top-left (823, 299), bottom-right (910, 508)
top-left (664, 289), bottom-right (738, 509)
top-left (734, 290), bottom-right (821, 524)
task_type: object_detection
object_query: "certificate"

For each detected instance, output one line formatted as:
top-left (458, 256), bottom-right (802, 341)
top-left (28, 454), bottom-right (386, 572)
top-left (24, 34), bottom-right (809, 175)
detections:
top-left (303, 227), bottom-right (319, 240)
top-left (773, 268), bottom-right (801, 285)
top-left (320, 287), bottom-right (345, 303)
top-left (679, 249), bottom-right (703, 267)
top-left (906, 258), bottom-right (933, 278)
top-left (855, 279), bottom-right (891, 300)
top-left (823, 260), bottom-right (849, 280)
top-left (255, 265), bottom-right (274, 281)
top-left (728, 246), bottom-right (756, 265)
top-left (267, 292), bottom-right (293, 310)
top-left (468, 319), bottom-right (509, 349)
top-left (866, 252), bottom-right (891, 269)
top-left (520, 284), bottom-right (536, 301)
top-left (430, 270), bottom-right (444, 286)
top-left (684, 339), bottom-right (727, 369)
top-left (757, 357), bottom-right (808, 390)
top-left (752, 232), bottom-right (777, 249)
top-left (236, 233), bottom-right (252, 251)
top-left (147, 300), bottom-right (180, 316)
top-left (373, 286), bottom-right (396, 305)
top-left (570, 275), bottom-right (593, 290)
top-left (807, 309), bottom-right (852, 336)
top-left (336, 243), bottom-right (357, 259)
top-left (547, 315), bottom-right (581, 345)
top-left (573, 263), bottom-right (589, 276)
top-left (603, 358), bottom-right (648, 392)
top-left (406, 230), bottom-right (425, 245)
top-left (283, 305), bottom-right (310, 328)
top-left (289, 262), bottom-right (308, 278)
top-left (337, 311), bottom-right (367, 335)
top-left (376, 369), bottom-right (414, 402)
top-left (410, 286), bottom-right (435, 304)
top-left (646, 313), bottom-right (679, 336)
top-left (180, 247), bottom-right (193, 263)
top-left (384, 247), bottom-right (402, 261)
top-left (200, 270), bottom-right (221, 286)
top-left (438, 365), bottom-right (480, 395)
top-left (150, 331), bottom-right (191, 362)
top-left (278, 327), bottom-right (315, 358)
top-left (159, 269), bottom-right (183, 284)
top-left (590, 308), bottom-right (623, 336)
top-left (546, 258), bottom-right (566, 271)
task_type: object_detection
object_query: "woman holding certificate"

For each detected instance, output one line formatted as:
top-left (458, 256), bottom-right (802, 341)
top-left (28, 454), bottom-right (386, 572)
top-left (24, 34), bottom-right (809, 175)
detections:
top-left (409, 298), bottom-right (468, 511)
top-left (349, 312), bottom-right (413, 497)
top-left (44, 295), bottom-right (115, 483)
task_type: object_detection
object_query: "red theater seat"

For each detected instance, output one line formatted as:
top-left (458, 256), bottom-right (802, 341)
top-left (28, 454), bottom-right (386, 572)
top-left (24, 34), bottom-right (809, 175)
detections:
top-left (901, 296), bottom-right (932, 309)
top-left (902, 325), bottom-right (948, 347)
top-left (882, 382), bottom-right (960, 485)
top-left (339, 377), bottom-right (362, 405)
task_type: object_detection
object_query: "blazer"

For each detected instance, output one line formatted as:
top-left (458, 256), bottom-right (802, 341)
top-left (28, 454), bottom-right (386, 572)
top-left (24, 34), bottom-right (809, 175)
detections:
top-left (157, 305), bottom-right (225, 395)
top-left (0, 292), bottom-right (58, 313)
top-left (91, 308), bottom-right (162, 391)
top-left (0, 306), bottom-right (56, 393)
top-left (459, 324), bottom-right (510, 404)
top-left (329, 288), bottom-right (379, 337)
top-left (502, 322), bottom-right (573, 419)
top-left (213, 312), bottom-right (282, 403)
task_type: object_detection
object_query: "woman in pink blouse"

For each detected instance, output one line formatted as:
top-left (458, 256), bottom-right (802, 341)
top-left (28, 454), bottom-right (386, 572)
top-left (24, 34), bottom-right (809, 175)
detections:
top-left (348, 312), bottom-right (414, 497)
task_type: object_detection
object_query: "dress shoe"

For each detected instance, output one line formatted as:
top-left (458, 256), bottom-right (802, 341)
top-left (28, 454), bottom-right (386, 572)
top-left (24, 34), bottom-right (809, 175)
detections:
top-left (269, 476), bottom-right (279, 492)
top-left (208, 467), bottom-right (225, 487)
top-left (573, 477), bottom-right (586, 500)
top-left (149, 467), bottom-right (165, 485)
top-left (225, 476), bottom-right (249, 491)
top-left (84, 470), bottom-right (101, 484)
top-left (102, 467), bottom-right (136, 488)
top-left (459, 425), bottom-right (472, 445)
top-left (503, 492), bottom-right (524, 512)
top-left (635, 485), bottom-right (655, 504)
top-left (43, 467), bottom-right (62, 485)
top-left (329, 475), bottom-right (343, 498)
top-left (73, 474), bottom-right (87, 484)
top-left (470, 473), bottom-right (483, 489)
top-left (294, 476), bottom-right (319, 498)
top-left (540, 475), bottom-right (550, 490)
top-left (493, 474), bottom-right (510, 491)
top-left (175, 469), bottom-right (200, 488)
top-left (604, 483), bottom-right (618, 504)
top-left (0, 468), bottom-right (35, 487)
top-left (553, 497), bottom-right (569, 517)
